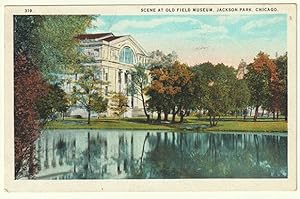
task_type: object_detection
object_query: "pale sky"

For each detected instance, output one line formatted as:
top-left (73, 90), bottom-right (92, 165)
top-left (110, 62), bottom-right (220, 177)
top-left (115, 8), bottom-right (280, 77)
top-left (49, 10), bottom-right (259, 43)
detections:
top-left (86, 14), bottom-right (287, 68)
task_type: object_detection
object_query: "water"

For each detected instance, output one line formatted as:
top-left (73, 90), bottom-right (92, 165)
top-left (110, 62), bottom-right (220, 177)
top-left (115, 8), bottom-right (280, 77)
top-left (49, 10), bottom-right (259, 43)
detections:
top-left (34, 129), bottom-right (287, 179)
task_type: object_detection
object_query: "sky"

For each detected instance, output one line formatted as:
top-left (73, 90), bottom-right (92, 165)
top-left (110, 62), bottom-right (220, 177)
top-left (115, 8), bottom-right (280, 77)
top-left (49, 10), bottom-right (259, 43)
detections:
top-left (86, 14), bottom-right (287, 68)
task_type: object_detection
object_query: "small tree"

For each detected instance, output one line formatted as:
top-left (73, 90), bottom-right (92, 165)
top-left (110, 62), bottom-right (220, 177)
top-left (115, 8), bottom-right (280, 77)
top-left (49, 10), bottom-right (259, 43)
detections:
top-left (71, 67), bottom-right (108, 124)
top-left (110, 92), bottom-right (129, 118)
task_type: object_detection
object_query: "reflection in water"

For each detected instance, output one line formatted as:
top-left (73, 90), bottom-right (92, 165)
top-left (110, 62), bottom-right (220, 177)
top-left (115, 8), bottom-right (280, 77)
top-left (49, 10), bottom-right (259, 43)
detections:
top-left (35, 130), bottom-right (287, 179)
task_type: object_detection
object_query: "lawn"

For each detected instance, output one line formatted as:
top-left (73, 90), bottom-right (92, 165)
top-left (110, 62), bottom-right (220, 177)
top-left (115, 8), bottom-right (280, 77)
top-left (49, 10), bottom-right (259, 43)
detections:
top-left (45, 116), bottom-right (287, 133)
top-left (45, 117), bottom-right (173, 130)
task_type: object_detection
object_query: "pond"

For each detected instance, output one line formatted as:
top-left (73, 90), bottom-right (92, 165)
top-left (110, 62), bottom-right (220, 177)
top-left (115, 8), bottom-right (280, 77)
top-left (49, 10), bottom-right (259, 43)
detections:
top-left (34, 129), bottom-right (287, 179)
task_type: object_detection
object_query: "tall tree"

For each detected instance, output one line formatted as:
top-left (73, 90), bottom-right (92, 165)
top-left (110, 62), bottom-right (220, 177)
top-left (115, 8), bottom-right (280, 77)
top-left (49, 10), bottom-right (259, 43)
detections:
top-left (276, 53), bottom-right (288, 121)
top-left (147, 61), bottom-right (192, 123)
top-left (245, 52), bottom-right (280, 121)
top-left (14, 15), bottom-right (93, 178)
top-left (147, 50), bottom-right (178, 122)
top-left (192, 62), bottom-right (236, 126)
top-left (129, 64), bottom-right (150, 121)
top-left (14, 54), bottom-right (48, 178)
top-left (231, 79), bottom-right (250, 118)
top-left (71, 67), bottom-right (108, 124)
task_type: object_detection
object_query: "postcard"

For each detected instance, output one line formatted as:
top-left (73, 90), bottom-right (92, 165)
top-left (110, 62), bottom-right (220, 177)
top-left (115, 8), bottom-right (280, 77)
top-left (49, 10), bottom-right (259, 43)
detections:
top-left (3, 3), bottom-right (297, 192)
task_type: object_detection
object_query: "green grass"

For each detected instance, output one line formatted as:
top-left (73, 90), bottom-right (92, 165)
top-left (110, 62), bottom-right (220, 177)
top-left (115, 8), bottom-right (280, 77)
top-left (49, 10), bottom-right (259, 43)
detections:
top-left (205, 121), bottom-right (287, 132)
top-left (45, 118), bottom-right (173, 130)
top-left (45, 116), bottom-right (287, 133)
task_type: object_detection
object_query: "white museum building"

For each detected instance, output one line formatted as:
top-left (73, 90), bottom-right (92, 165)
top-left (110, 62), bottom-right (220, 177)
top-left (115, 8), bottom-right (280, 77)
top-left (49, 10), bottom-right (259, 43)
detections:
top-left (64, 32), bottom-right (150, 118)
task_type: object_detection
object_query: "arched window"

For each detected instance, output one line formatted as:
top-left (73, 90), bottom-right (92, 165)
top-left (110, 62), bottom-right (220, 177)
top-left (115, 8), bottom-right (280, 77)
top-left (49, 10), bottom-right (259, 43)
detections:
top-left (119, 46), bottom-right (134, 64)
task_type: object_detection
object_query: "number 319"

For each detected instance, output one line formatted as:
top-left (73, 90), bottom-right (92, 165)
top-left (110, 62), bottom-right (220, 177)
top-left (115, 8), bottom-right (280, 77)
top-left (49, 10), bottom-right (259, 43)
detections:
top-left (25, 9), bottom-right (32, 13)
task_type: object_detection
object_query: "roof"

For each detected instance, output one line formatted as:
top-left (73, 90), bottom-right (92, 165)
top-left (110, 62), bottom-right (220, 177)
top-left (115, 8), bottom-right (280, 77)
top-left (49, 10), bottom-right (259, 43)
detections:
top-left (75, 33), bottom-right (124, 42)
top-left (103, 36), bottom-right (123, 42)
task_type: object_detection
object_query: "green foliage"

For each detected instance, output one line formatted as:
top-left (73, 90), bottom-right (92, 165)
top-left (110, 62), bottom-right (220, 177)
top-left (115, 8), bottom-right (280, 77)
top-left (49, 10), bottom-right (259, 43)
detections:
top-left (276, 53), bottom-right (288, 120)
top-left (192, 62), bottom-right (237, 126)
top-left (147, 58), bottom-right (192, 123)
top-left (110, 92), bottom-right (129, 118)
top-left (14, 15), bottom-right (94, 82)
top-left (245, 65), bottom-right (270, 107)
top-left (231, 79), bottom-right (250, 115)
top-left (35, 83), bottom-right (69, 123)
top-left (129, 64), bottom-right (150, 120)
top-left (36, 16), bottom-right (94, 79)
top-left (71, 66), bottom-right (108, 124)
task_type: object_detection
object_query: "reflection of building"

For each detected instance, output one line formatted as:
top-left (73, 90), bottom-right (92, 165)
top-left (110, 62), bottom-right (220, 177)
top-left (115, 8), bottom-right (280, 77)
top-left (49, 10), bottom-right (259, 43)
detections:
top-left (66, 33), bottom-right (150, 118)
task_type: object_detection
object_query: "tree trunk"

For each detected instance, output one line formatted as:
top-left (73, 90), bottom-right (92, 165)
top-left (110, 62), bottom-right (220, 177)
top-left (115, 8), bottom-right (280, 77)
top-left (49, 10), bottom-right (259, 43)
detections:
top-left (272, 111), bottom-right (275, 120)
top-left (141, 93), bottom-right (150, 122)
top-left (179, 111), bottom-right (185, 123)
top-left (163, 111), bottom-right (169, 121)
top-left (215, 116), bottom-right (220, 126)
top-left (209, 115), bottom-right (212, 127)
top-left (276, 111), bottom-right (279, 120)
top-left (87, 109), bottom-right (91, 125)
top-left (253, 105), bottom-right (259, 121)
top-left (171, 113), bottom-right (176, 123)
top-left (285, 109), bottom-right (288, 121)
top-left (156, 110), bottom-right (161, 123)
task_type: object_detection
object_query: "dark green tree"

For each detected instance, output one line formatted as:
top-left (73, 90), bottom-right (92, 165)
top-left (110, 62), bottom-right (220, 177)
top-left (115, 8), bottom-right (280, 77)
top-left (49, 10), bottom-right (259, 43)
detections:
top-left (35, 83), bottom-right (69, 124)
top-left (276, 53), bottom-right (288, 121)
top-left (192, 62), bottom-right (237, 126)
top-left (231, 79), bottom-right (250, 118)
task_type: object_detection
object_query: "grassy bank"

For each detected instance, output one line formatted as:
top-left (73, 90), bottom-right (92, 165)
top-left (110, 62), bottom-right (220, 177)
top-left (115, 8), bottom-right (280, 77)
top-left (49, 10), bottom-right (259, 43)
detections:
top-left (44, 116), bottom-right (287, 133)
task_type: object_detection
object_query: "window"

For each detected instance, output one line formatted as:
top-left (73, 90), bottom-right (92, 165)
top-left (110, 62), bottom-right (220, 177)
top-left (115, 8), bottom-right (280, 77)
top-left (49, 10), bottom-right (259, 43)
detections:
top-left (105, 73), bottom-right (108, 81)
top-left (119, 46), bottom-right (134, 64)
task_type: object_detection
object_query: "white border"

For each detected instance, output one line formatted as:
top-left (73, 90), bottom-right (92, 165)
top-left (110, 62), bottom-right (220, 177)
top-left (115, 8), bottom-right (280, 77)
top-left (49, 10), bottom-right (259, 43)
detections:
top-left (0, 0), bottom-right (298, 195)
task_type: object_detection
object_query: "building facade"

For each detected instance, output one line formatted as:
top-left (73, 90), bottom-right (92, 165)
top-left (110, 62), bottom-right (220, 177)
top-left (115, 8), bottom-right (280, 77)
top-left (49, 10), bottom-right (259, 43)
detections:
top-left (65, 32), bottom-right (150, 118)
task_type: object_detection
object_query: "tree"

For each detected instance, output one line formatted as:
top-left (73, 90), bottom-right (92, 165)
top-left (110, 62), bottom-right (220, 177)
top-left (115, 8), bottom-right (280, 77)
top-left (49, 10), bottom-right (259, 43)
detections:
top-left (147, 50), bottom-right (179, 122)
top-left (129, 64), bottom-right (150, 121)
top-left (192, 62), bottom-right (237, 126)
top-left (14, 54), bottom-right (49, 178)
top-left (35, 83), bottom-right (69, 123)
top-left (110, 92), bottom-right (129, 118)
top-left (35, 16), bottom-right (95, 82)
top-left (14, 15), bottom-right (94, 178)
top-left (71, 66), bottom-right (108, 124)
top-left (231, 79), bottom-right (250, 118)
top-left (245, 52), bottom-right (280, 121)
top-left (276, 53), bottom-right (288, 121)
top-left (147, 61), bottom-right (192, 123)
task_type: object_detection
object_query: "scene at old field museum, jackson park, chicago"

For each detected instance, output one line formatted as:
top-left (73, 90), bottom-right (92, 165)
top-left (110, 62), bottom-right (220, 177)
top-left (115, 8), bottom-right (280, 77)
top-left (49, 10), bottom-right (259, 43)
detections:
top-left (13, 14), bottom-right (288, 180)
